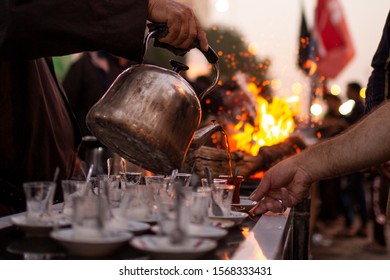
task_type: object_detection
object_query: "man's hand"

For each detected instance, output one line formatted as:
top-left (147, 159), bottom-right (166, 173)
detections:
top-left (147, 0), bottom-right (208, 51)
top-left (249, 157), bottom-right (313, 215)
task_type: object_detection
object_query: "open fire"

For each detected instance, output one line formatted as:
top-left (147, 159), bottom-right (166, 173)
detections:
top-left (225, 81), bottom-right (296, 157)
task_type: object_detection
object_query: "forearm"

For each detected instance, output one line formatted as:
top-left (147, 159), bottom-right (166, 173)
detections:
top-left (0, 0), bottom-right (148, 60)
top-left (296, 100), bottom-right (390, 181)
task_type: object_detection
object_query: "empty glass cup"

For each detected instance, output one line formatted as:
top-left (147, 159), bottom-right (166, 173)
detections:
top-left (120, 172), bottom-right (142, 188)
top-left (190, 190), bottom-right (211, 226)
top-left (23, 181), bottom-right (56, 224)
top-left (99, 174), bottom-right (123, 209)
top-left (211, 184), bottom-right (234, 216)
top-left (72, 195), bottom-right (110, 238)
top-left (119, 184), bottom-right (152, 221)
top-left (61, 180), bottom-right (88, 216)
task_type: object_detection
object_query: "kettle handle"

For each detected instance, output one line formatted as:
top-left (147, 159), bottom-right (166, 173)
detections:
top-left (147, 23), bottom-right (219, 64)
top-left (146, 23), bottom-right (220, 101)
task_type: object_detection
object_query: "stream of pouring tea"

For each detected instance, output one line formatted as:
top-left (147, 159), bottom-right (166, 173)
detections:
top-left (221, 129), bottom-right (233, 177)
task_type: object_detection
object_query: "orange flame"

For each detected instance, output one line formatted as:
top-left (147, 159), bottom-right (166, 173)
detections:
top-left (227, 82), bottom-right (295, 157)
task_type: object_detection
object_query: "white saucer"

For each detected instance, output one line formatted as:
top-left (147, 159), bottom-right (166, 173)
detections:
top-left (50, 228), bottom-right (133, 257)
top-left (150, 224), bottom-right (227, 240)
top-left (11, 214), bottom-right (70, 236)
top-left (208, 218), bottom-right (235, 229)
top-left (209, 211), bottom-right (249, 225)
top-left (112, 208), bottom-right (158, 224)
top-left (130, 235), bottom-right (217, 259)
top-left (231, 198), bottom-right (257, 212)
top-left (124, 221), bottom-right (150, 234)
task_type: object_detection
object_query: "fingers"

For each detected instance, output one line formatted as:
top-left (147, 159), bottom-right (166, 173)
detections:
top-left (147, 0), bottom-right (207, 50)
top-left (195, 18), bottom-right (208, 52)
top-left (249, 197), bottom-right (286, 216)
top-left (248, 174), bottom-right (270, 201)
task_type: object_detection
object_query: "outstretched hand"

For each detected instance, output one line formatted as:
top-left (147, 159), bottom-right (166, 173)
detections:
top-left (147, 0), bottom-right (208, 51)
top-left (248, 157), bottom-right (313, 215)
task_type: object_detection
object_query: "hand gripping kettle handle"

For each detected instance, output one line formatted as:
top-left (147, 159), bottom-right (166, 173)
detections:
top-left (146, 23), bottom-right (219, 64)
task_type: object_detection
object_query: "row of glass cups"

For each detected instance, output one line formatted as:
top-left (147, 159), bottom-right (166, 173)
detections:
top-left (22, 172), bottom-right (239, 240)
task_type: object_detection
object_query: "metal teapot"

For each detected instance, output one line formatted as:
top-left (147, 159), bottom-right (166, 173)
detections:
top-left (86, 24), bottom-right (221, 175)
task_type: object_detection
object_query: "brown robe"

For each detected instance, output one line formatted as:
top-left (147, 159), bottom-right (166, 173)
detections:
top-left (0, 0), bottom-right (148, 215)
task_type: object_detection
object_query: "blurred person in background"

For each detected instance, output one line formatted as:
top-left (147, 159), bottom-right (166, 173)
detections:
top-left (0, 0), bottom-right (208, 217)
top-left (63, 51), bottom-right (132, 136)
top-left (337, 82), bottom-right (368, 238)
top-left (314, 93), bottom-right (346, 236)
top-left (311, 93), bottom-right (350, 246)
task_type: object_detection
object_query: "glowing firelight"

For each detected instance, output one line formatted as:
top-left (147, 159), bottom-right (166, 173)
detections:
top-left (339, 99), bottom-right (355, 115)
top-left (248, 43), bottom-right (258, 55)
top-left (360, 87), bottom-right (366, 99)
top-left (330, 84), bottom-right (341, 96)
top-left (215, 0), bottom-right (230, 13)
top-left (227, 82), bottom-right (295, 156)
top-left (310, 103), bottom-right (323, 116)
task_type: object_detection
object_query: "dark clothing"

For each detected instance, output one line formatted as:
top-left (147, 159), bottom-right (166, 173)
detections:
top-left (364, 11), bottom-right (390, 247)
top-left (0, 0), bottom-right (148, 216)
top-left (0, 1), bottom-right (147, 60)
top-left (345, 100), bottom-right (365, 125)
top-left (340, 173), bottom-right (368, 229)
top-left (365, 11), bottom-right (390, 114)
top-left (63, 52), bottom-right (132, 136)
top-left (0, 58), bottom-right (78, 213)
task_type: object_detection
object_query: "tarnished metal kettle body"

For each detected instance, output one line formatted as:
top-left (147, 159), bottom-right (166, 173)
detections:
top-left (86, 24), bottom-right (220, 175)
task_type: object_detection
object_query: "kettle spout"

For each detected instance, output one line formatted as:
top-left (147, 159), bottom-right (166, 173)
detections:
top-left (190, 122), bottom-right (224, 150)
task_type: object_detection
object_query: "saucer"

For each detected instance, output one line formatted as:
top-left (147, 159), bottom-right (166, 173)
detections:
top-left (187, 224), bottom-right (227, 239)
top-left (106, 218), bottom-right (151, 235)
top-left (208, 218), bottom-right (235, 229)
top-left (11, 214), bottom-right (70, 236)
top-left (231, 198), bottom-right (257, 212)
top-left (209, 211), bottom-right (249, 225)
top-left (151, 224), bottom-right (227, 240)
top-left (130, 235), bottom-right (217, 260)
top-left (50, 228), bottom-right (133, 257)
top-left (124, 221), bottom-right (151, 234)
top-left (112, 208), bottom-right (158, 224)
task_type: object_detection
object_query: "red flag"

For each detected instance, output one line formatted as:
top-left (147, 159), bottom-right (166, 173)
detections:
top-left (313, 0), bottom-right (355, 78)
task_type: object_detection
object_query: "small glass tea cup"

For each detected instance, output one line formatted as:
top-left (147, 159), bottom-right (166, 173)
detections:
top-left (119, 184), bottom-right (152, 220)
top-left (211, 184), bottom-right (234, 216)
top-left (72, 195), bottom-right (110, 238)
top-left (99, 174), bottom-right (123, 208)
top-left (120, 172), bottom-right (142, 187)
top-left (218, 175), bottom-right (244, 204)
top-left (23, 181), bottom-right (56, 225)
top-left (61, 180), bottom-right (88, 216)
top-left (190, 190), bottom-right (211, 226)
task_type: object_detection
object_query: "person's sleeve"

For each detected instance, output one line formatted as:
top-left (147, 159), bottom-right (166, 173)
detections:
top-left (0, 0), bottom-right (148, 62)
top-left (365, 11), bottom-right (390, 114)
